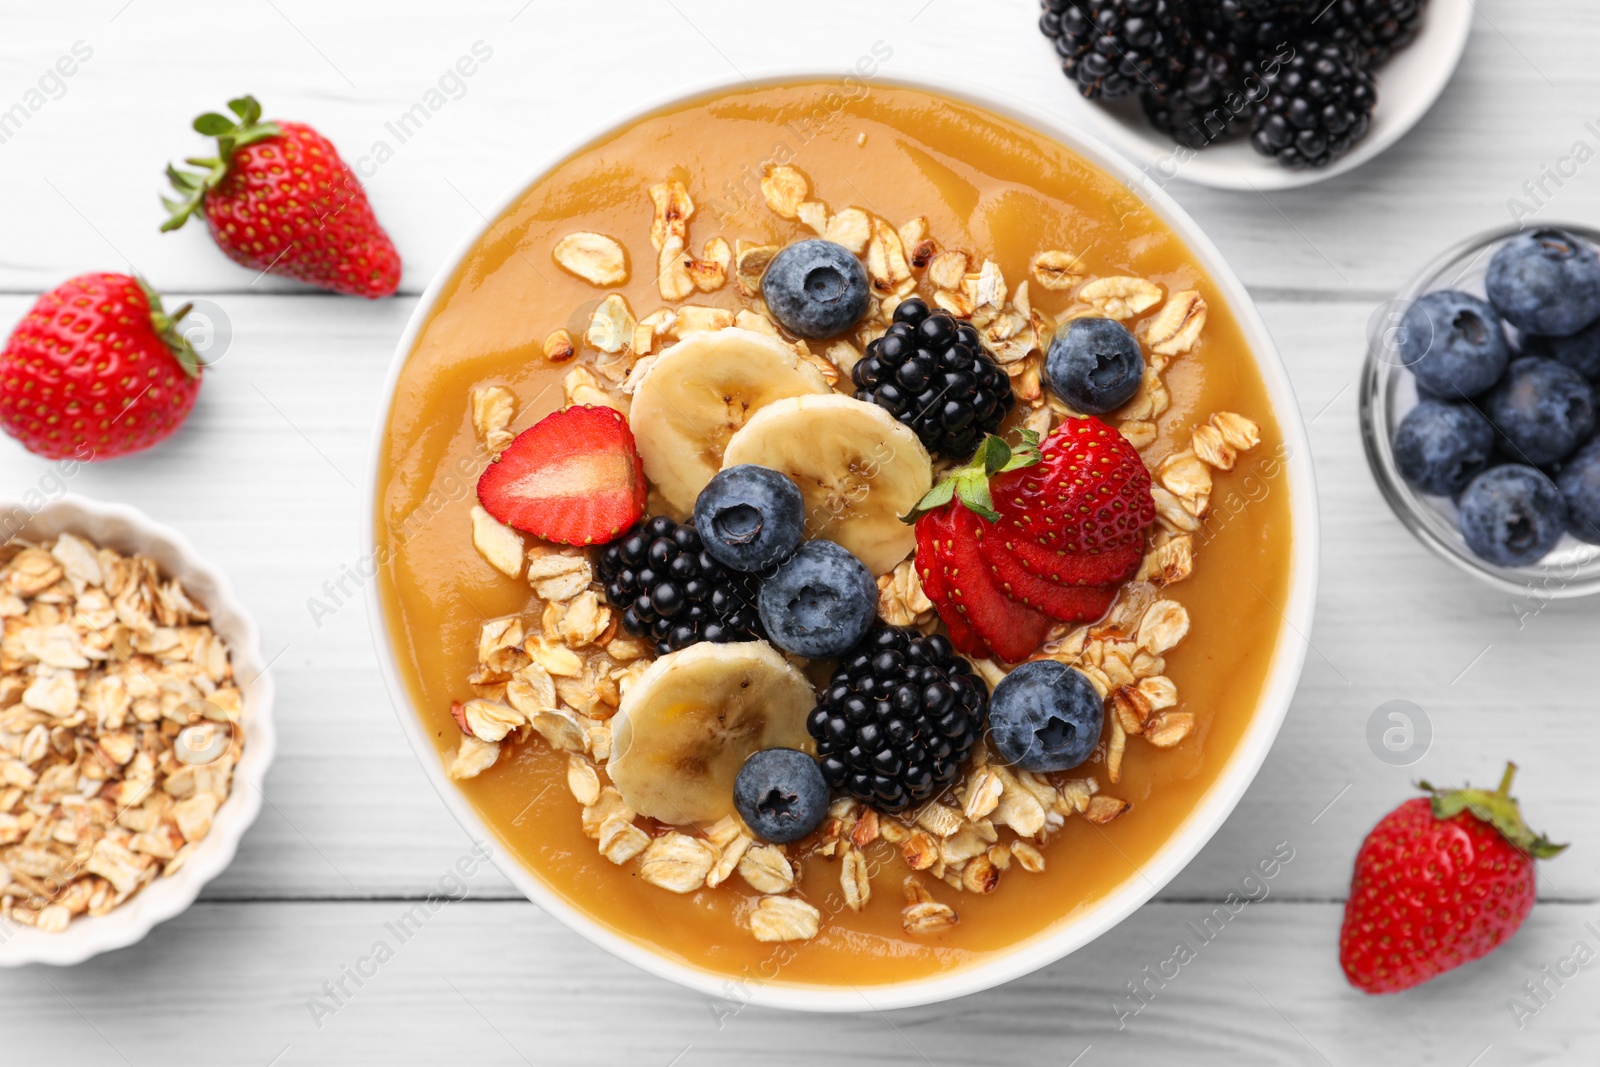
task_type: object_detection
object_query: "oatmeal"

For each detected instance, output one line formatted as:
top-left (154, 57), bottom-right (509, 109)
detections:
top-left (0, 534), bottom-right (243, 933)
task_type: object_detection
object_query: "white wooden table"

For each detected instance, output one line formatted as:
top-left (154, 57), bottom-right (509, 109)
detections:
top-left (3, 1), bottom-right (1597, 1062)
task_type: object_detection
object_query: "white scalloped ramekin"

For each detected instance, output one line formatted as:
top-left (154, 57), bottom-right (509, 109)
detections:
top-left (366, 71), bottom-right (1319, 1011)
top-left (0, 494), bottom-right (275, 967)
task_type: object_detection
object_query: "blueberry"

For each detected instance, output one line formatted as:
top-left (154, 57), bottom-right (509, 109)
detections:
top-left (987, 660), bottom-right (1103, 773)
top-left (693, 465), bottom-right (805, 572)
top-left (733, 748), bottom-right (828, 844)
top-left (1485, 356), bottom-right (1595, 466)
top-left (1397, 290), bottom-right (1511, 399)
top-left (1044, 317), bottom-right (1145, 414)
top-left (1523, 313), bottom-right (1600, 380)
top-left (757, 540), bottom-right (877, 658)
top-left (1458, 465), bottom-right (1568, 566)
top-left (1391, 400), bottom-right (1496, 497)
top-left (1556, 439), bottom-right (1600, 544)
top-left (761, 239), bottom-right (872, 339)
top-left (1486, 229), bottom-right (1600, 338)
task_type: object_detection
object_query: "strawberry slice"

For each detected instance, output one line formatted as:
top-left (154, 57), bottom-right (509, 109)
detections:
top-left (476, 405), bottom-right (646, 546)
top-left (1003, 536), bottom-right (1144, 587)
top-left (977, 532), bottom-right (1118, 624)
top-left (990, 416), bottom-right (1154, 554)
top-left (939, 507), bottom-right (1052, 663)
top-left (916, 509), bottom-right (993, 659)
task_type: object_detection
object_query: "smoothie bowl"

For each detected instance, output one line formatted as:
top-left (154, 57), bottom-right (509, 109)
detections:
top-left (365, 73), bottom-right (1317, 1010)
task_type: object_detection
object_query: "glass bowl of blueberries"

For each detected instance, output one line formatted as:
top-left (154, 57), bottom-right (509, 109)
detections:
top-left (1361, 225), bottom-right (1600, 598)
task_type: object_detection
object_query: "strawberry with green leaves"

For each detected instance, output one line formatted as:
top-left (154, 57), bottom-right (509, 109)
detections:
top-left (0, 273), bottom-right (202, 460)
top-left (907, 417), bottom-right (1154, 659)
top-left (161, 95), bottom-right (400, 298)
top-left (1340, 763), bottom-right (1565, 994)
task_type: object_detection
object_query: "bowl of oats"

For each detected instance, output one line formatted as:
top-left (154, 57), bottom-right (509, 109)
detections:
top-left (0, 495), bottom-right (274, 966)
top-left (366, 72), bottom-right (1317, 1010)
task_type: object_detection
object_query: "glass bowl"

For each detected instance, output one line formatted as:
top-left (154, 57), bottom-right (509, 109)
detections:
top-left (1359, 223), bottom-right (1600, 599)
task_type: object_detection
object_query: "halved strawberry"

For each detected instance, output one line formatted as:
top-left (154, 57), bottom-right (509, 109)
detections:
top-left (940, 507), bottom-right (1052, 663)
top-left (977, 533), bottom-right (1118, 624)
top-left (476, 405), bottom-right (646, 546)
top-left (916, 509), bottom-right (993, 660)
top-left (990, 416), bottom-right (1154, 554)
top-left (1004, 536), bottom-right (1144, 588)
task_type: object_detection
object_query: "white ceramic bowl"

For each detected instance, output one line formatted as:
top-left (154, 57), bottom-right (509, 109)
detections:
top-left (1050, 0), bottom-right (1474, 191)
top-left (0, 495), bottom-right (275, 967)
top-left (365, 70), bottom-right (1320, 1011)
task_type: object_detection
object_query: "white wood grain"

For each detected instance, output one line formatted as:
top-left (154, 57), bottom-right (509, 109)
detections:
top-left (1, 0), bottom-right (1598, 1059)
top-left (6, 901), bottom-right (1598, 1064)
top-left (1, 0), bottom-right (1595, 298)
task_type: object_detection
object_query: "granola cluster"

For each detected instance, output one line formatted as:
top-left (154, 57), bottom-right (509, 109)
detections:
top-left (451, 161), bottom-right (1265, 943)
top-left (0, 535), bottom-right (242, 933)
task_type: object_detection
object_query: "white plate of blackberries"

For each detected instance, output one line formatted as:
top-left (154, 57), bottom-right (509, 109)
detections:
top-left (1037, 0), bottom-right (1474, 191)
top-left (1361, 225), bottom-right (1600, 598)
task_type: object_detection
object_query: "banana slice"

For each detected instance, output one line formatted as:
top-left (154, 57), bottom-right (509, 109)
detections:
top-left (607, 640), bottom-right (816, 826)
top-left (722, 393), bottom-right (932, 575)
top-left (629, 328), bottom-right (831, 515)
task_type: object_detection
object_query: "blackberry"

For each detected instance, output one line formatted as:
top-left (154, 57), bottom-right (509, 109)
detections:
top-left (1315, 0), bottom-right (1427, 65)
top-left (852, 298), bottom-right (1014, 461)
top-left (1140, 37), bottom-right (1251, 150)
top-left (1040, 0), bottom-right (1180, 100)
top-left (1250, 39), bottom-right (1376, 169)
top-left (595, 516), bottom-right (763, 657)
top-left (807, 627), bottom-right (989, 814)
top-left (1202, 0), bottom-right (1310, 57)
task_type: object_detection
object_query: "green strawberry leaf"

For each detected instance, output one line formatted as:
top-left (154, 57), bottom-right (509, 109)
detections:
top-left (1422, 763), bottom-right (1568, 860)
top-left (137, 276), bottom-right (204, 380)
top-left (160, 95), bottom-right (279, 233)
top-left (903, 479), bottom-right (954, 521)
top-left (953, 470), bottom-right (998, 521)
top-left (975, 434), bottom-right (1012, 476)
top-left (997, 428), bottom-right (1042, 473)
top-left (193, 112), bottom-right (235, 136)
top-left (900, 428), bottom-right (1044, 524)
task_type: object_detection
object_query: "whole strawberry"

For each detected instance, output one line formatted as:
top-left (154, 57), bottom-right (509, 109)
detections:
top-left (161, 95), bottom-right (400, 298)
top-left (0, 273), bottom-right (203, 460)
top-left (1340, 763), bottom-right (1565, 994)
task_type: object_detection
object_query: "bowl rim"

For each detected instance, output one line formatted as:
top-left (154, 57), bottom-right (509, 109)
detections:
top-left (1055, 0), bottom-right (1474, 192)
top-left (361, 68), bottom-right (1321, 1012)
top-left (1359, 221), bottom-right (1600, 599)
top-left (0, 493), bottom-right (276, 967)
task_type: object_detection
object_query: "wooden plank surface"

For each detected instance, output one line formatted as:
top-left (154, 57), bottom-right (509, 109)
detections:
top-left (11, 901), bottom-right (1600, 1064)
top-left (2, 0), bottom-right (1598, 1061)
